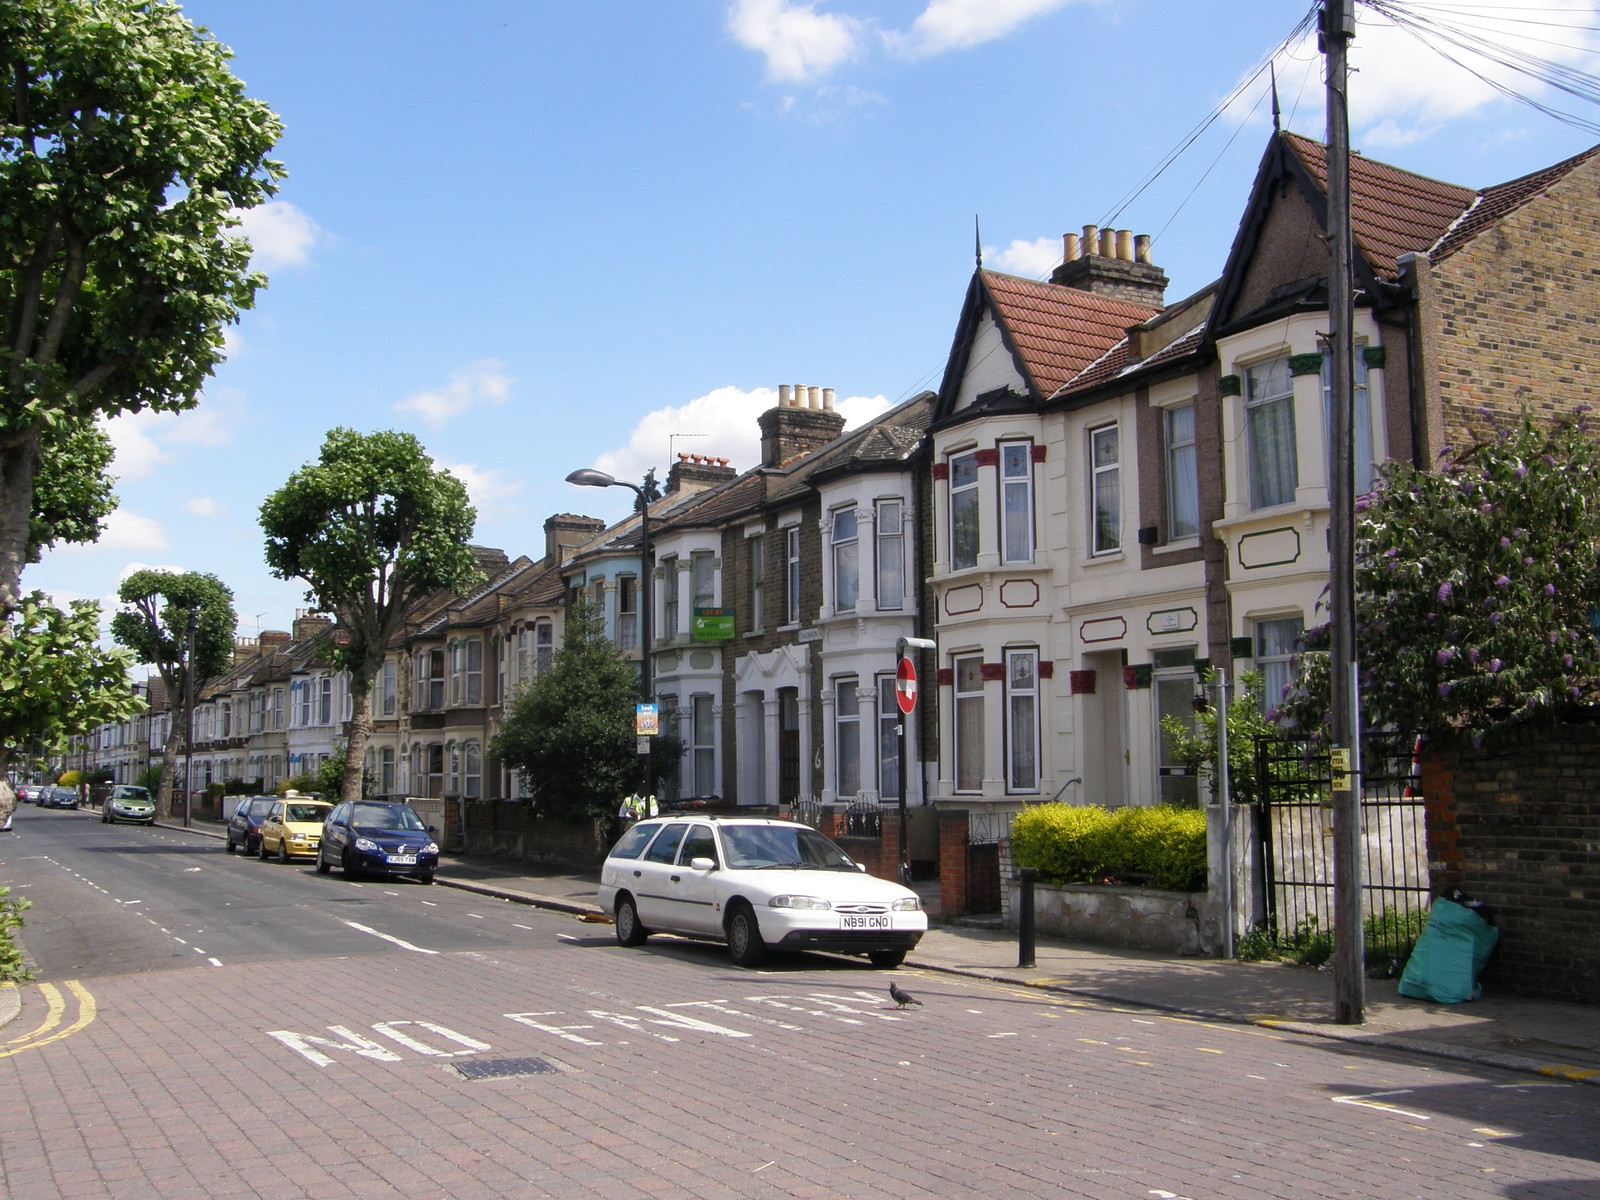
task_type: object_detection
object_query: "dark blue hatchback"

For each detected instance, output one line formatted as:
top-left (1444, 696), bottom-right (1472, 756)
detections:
top-left (316, 800), bottom-right (438, 883)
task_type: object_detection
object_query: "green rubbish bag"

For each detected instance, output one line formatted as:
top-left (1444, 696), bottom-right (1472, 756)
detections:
top-left (1397, 896), bottom-right (1498, 1004)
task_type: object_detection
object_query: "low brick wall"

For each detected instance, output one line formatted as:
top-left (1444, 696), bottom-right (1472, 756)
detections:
top-left (456, 799), bottom-right (608, 870)
top-left (1003, 878), bottom-right (1209, 955)
top-left (1421, 726), bottom-right (1600, 1004)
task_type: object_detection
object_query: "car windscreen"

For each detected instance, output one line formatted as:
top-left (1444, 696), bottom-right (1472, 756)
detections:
top-left (720, 824), bottom-right (857, 870)
top-left (286, 804), bottom-right (330, 823)
top-left (351, 803), bottom-right (425, 831)
top-left (113, 787), bottom-right (150, 801)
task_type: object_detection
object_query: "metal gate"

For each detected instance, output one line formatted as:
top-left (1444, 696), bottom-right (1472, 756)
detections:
top-left (1253, 732), bottom-right (1430, 972)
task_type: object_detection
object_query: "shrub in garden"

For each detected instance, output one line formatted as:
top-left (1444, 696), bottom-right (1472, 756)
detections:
top-left (1012, 803), bottom-right (1207, 891)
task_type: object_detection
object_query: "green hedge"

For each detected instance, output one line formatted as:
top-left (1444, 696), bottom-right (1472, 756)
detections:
top-left (1011, 803), bottom-right (1207, 891)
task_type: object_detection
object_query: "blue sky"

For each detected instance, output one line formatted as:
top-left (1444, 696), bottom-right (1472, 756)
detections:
top-left (28, 0), bottom-right (1600, 642)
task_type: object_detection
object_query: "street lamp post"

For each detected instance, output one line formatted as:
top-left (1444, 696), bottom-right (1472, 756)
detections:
top-left (566, 469), bottom-right (653, 798)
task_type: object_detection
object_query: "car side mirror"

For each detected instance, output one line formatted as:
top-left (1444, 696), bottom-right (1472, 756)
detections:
top-left (856, 862), bottom-right (867, 872)
top-left (427, 825), bottom-right (437, 835)
top-left (689, 857), bottom-right (717, 872)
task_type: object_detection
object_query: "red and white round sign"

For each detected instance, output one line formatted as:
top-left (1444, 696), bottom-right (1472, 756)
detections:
top-left (895, 656), bottom-right (918, 715)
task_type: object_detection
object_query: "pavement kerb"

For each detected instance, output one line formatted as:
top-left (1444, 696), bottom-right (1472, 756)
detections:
top-left (428, 874), bottom-right (1600, 1090)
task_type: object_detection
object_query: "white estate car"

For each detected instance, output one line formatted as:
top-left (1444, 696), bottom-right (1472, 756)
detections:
top-left (598, 815), bottom-right (927, 969)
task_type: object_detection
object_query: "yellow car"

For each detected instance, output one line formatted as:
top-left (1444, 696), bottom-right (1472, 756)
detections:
top-left (258, 798), bottom-right (334, 863)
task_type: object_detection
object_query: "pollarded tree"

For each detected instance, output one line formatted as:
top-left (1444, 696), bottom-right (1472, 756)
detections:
top-left (109, 571), bottom-right (236, 818)
top-left (260, 428), bottom-right (483, 805)
top-left (1278, 411), bottom-right (1600, 748)
top-left (0, 592), bottom-right (144, 802)
top-left (0, 0), bottom-right (284, 617)
top-left (490, 598), bottom-right (684, 823)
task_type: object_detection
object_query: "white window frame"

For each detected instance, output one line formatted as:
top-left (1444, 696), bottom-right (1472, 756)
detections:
top-left (1165, 404), bottom-right (1199, 540)
top-left (876, 674), bottom-right (900, 799)
top-left (1245, 356), bottom-right (1298, 509)
top-left (954, 655), bottom-right (985, 794)
top-left (784, 526), bottom-right (801, 626)
top-left (748, 535), bottom-right (765, 633)
top-left (875, 499), bottom-right (904, 610)
top-left (949, 451), bottom-right (980, 570)
top-left (1000, 442), bottom-right (1035, 565)
top-left (831, 507), bottom-right (859, 613)
top-left (834, 678), bottom-right (860, 797)
top-left (1090, 425), bottom-right (1120, 556)
top-left (1005, 649), bottom-right (1040, 793)
top-left (1321, 345), bottom-right (1376, 496)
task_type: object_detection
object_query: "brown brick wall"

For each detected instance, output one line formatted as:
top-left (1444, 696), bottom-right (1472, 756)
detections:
top-left (1427, 155), bottom-right (1600, 449)
top-left (1420, 726), bottom-right (1600, 1004)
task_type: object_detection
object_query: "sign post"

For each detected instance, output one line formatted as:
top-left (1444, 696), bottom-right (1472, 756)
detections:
top-left (894, 637), bottom-right (937, 886)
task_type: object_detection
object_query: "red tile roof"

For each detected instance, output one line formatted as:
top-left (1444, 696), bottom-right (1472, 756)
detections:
top-left (1284, 133), bottom-right (1475, 281)
top-left (1430, 142), bottom-right (1600, 262)
top-left (980, 271), bottom-right (1157, 398)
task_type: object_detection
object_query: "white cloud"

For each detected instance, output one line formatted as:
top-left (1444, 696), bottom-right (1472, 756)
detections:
top-left (988, 237), bottom-right (1062, 278)
top-left (592, 384), bottom-right (893, 488)
top-left (231, 200), bottom-right (321, 271)
top-left (887, 0), bottom-right (1079, 58)
top-left (1250, 1), bottom-right (1600, 148)
top-left (53, 510), bottom-right (169, 556)
top-left (395, 359), bottom-right (513, 429)
top-left (185, 497), bottom-right (222, 518)
top-left (727, 0), bottom-right (867, 83)
top-left (432, 459), bottom-right (525, 521)
top-left (102, 392), bottom-right (248, 480)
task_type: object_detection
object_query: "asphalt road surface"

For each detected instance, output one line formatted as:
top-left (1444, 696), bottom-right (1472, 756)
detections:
top-left (3, 807), bottom-right (1597, 1199)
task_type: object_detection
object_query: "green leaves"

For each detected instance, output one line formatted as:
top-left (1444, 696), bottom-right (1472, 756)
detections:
top-left (1, 0), bottom-right (284, 612)
top-left (1280, 411), bottom-right (1600, 747)
top-left (0, 590), bottom-right (142, 766)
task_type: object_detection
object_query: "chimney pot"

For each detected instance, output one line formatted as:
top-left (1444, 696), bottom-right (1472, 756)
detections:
top-left (1082, 225), bottom-right (1098, 256)
top-left (1099, 228), bottom-right (1116, 257)
top-left (806, 386), bottom-right (820, 410)
top-left (1116, 229), bottom-right (1133, 261)
top-left (823, 387), bottom-right (835, 411)
top-left (779, 384), bottom-right (792, 406)
top-left (1063, 232), bottom-right (1080, 262)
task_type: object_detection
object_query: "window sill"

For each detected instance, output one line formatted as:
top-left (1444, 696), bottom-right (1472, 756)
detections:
top-left (1150, 537), bottom-right (1201, 556)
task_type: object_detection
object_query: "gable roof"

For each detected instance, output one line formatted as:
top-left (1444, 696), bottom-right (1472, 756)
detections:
top-left (978, 271), bottom-right (1158, 398)
top-left (1284, 133), bottom-right (1475, 283)
top-left (1429, 141), bottom-right (1600, 262)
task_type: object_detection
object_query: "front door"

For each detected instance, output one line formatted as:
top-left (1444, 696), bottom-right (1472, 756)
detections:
top-left (778, 688), bottom-right (800, 805)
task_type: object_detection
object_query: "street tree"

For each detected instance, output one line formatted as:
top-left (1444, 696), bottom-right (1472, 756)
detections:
top-left (109, 571), bottom-right (236, 817)
top-left (260, 428), bottom-right (482, 805)
top-left (1279, 411), bottom-right (1600, 748)
top-left (0, 591), bottom-right (143, 809)
top-left (491, 599), bottom-right (683, 823)
top-left (28, 420), bottom-right (116, 562)
top-left (0, 0), bottom-right (284, 617)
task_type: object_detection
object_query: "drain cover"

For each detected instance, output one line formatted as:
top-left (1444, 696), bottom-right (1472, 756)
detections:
top-left (453, 1056), bottom-right (558, 1081)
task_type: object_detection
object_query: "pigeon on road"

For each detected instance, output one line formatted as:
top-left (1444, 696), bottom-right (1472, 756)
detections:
top-left (889, 982), bottom-right (922, 1009)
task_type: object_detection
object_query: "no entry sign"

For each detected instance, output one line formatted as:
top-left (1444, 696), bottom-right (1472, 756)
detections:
top-left (895, 656), bottom-right (918, 715)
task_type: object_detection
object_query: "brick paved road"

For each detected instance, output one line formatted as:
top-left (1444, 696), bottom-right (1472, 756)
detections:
top-left (4, 909), bottom-right (1597, 1200)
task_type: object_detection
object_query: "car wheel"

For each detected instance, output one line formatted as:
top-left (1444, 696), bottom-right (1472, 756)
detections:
top-left (277, 839), bottom-right (290, 864)
top-left (726, 902), bottom-right (767, 968)
top-left (614, 895), bottom-right (648, 947)
top-left (258, 837), bottom-right (271, 860)
top-left (315, 846), bottom-right (331, 875)
top-left (868, 950), bottom-right (907, 970)
top-left (225, 836), bottom-right (235, 853)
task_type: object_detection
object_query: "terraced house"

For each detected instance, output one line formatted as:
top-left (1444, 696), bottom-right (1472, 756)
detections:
top-left (925, 129), bottom-right (1600, 818)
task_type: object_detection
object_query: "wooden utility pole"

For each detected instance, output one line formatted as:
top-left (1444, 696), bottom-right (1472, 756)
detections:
top-left (1323, 0), bottom-right (1365, 1024)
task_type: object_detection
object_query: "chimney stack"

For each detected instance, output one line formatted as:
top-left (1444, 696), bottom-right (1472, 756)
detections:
top-left (1050, 225), bottom-right (1168, 307)
top-left (544, 512), bottom-right (607, 564)
top-left (759, 382), bottom-right (847, 467)
top-left (666, 453), bottom-right (738, 495)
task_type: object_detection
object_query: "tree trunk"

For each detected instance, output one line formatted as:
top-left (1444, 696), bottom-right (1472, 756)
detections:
top-left (343, 674), bottom-right (374, 806)
top-left (0, 432), bottom-right (40, 620)
top-left (159, 722), bottom-right (183, 821)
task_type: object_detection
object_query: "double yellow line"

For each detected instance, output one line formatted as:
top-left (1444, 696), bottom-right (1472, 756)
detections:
top-left (0, 980), bottom-right (96, 1059)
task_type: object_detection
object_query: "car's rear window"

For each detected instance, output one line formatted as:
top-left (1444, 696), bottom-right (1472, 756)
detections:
top-left (608, 823), bottom-right (659, 860)
top-left (286, 804), bottom-right (330, 823)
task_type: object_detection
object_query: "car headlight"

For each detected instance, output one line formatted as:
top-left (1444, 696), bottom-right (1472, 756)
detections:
top-left (355, 837), bottom-right (378, 852)
top-left (422, 842), bottom-right (439, 855)
top-left (768, 895), bottom-right (832, 910)
top-left (891, 897), bottom-right (921, 912)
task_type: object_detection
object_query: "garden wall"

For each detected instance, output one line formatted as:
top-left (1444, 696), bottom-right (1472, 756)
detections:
top-left (1420, 725), bottom-right (1600, 1003)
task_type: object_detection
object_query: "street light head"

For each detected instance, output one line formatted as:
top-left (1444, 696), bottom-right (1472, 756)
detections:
top-left (565, 468), bottom-right (617, 489)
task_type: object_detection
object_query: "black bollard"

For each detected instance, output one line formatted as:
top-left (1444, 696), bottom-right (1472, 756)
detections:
top-left (1018, 867), bottom-right (1037, 968)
